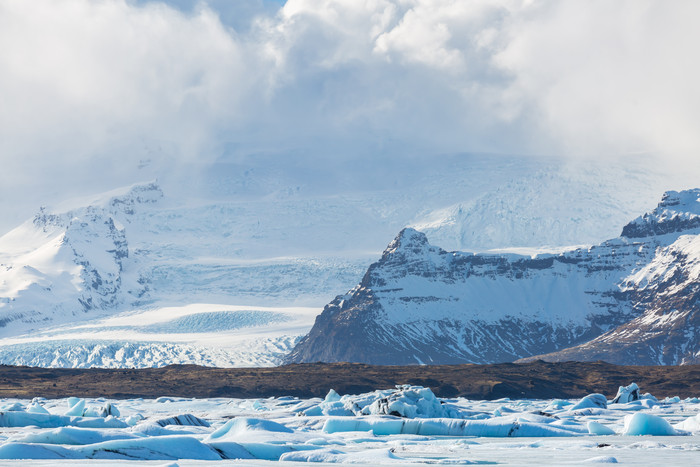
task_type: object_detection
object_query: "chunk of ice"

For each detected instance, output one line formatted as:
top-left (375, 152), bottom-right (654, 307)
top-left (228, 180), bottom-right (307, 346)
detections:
top-left (584, 455), bottom-right (618, 463)
top-left (587, 421), bottom-right (615, 436)
top-left (611, 383), bottom-right (640, 404)
top-left (570, 394), bottom-right (607, 411)
top-left (623, 413), bottom-right (677, 436)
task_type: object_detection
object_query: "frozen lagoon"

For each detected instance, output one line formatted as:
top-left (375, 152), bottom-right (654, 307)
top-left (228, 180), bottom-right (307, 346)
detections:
top-left (0, 384), bottom-right (698, 466)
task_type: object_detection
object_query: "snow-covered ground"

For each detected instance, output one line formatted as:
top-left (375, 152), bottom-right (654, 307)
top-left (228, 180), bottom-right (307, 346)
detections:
top-left (0, 384), bottom-right (698, 465)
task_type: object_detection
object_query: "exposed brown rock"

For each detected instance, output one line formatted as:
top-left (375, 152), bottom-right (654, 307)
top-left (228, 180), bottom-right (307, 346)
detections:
top-left (1, 361), bottom-right (698, 400)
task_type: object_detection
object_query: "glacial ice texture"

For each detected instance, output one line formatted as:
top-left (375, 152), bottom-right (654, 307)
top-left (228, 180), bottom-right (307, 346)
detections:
top-left (0, 385), bottom-right (698, 465)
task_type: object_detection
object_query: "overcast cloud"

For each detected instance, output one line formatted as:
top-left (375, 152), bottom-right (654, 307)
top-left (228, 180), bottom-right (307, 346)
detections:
top-left (1, 0), bottom-right (699, 227)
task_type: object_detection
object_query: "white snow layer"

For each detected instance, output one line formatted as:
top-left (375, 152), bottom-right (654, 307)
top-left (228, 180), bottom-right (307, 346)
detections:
top-left (0, 384), bottom-right (698, 465)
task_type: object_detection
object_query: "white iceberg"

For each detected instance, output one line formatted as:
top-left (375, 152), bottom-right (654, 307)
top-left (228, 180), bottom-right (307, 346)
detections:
top-left (611, 383), bottom-right (640, 404)
top-left (623, 412), bottom-right (678, 436)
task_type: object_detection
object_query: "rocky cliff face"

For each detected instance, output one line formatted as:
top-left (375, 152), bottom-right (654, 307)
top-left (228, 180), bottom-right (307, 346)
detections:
top-left (286, 189), bottom-right (700, 365)
top-left (525, 223), bottom-right (700, 365)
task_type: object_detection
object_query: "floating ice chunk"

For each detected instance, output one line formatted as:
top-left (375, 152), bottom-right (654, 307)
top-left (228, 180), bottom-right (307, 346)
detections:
top-left (325, 389), bottom-right (341, 403)
top-left (200, 441), bottom-right (255, 460)
top-left (252, 400), bottom-right (268, 411)
top-left (674, 413), bottom-right (700, 433)
top-left (71, 415), bottom-right (128, 429)
top-left (338, 385), bottom-right (465, 419)
top-left (11, 426), bottom-right (139, 445)
top-left (623, 413), bottom-right (677, 436)
top-left (584, 455), bottom-right (618, 463)
top-left (26, 403), bottom-right (50, 415)
top-left (545, 399), bottom-right (573, 411)
top-left (280, 447), bottom-right (405, 463)
top-left (64, 399), bottom-right (85, 416)
top-left (126, 414), bottom-right (144, 426)
top-left (130, 422), bottom-right (202, 437)
top-left (570, 394), bottom-right (607, 411)
top-left (0, 411), bottom-right (126, 429)
top-left (231, 442), bottom-right (317, 461)
top-left (99, 402), bottom-right (120, 418)
top-left (0, 435), bottom-right (222, 460)
top-left (304, 438), bottom-right (338, 446)
top-left (305, 401), bottom-right (354, 417)
top-left (0, 403), bottom-right (24, 412)
top-left (154, 414), bottom-right (210, 427)
top-left (208, 417), bottom-right (293, 442)
top-left (156, 397), bottom-right (176, 403)
top-left (67, 397), bottom-right (81, 407)
top-left (587, 421), bottom-right (615, 436)
top-left (663, 396), bottom-right (681, 403)
top-left (0, 412), bottom-right (72, 428)
top-left (0, 443), bottom-right (71, 460)
top-left (323, 416), bottom-right (583, 437)
top-left (611, 383), bottom-right (640, 404)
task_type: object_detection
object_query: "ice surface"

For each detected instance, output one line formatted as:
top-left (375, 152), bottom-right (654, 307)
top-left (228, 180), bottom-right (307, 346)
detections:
top-left (584, 455), bottom-right (619, 463)
top-left (675, 413), bottom-right (700, 432)
top-left (611, 383), bottom-right (640, 404)
top-left (0, 385), bottom-right (697, 464)
top-left (569, 394), bottom-right (608, 411)
top-left (622, 413), bottom-right (678, 436)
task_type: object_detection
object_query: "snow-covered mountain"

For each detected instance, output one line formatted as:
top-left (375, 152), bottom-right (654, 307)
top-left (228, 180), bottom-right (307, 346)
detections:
top-left (286, 190), bottom-right (700, 365)
top-left (0, 183), bottom-right (160, 335)
top-left (525, 190), bottom-right (700, 365)
top-left (0, 155), bottom-right (684, 368)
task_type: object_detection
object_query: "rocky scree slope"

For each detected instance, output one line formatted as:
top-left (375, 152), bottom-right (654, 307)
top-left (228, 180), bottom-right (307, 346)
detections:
top-left (286, 189), bottom-right (700, 365)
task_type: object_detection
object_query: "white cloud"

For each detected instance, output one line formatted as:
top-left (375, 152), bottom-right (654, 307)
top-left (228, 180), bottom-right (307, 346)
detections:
top-left (1, 0), bottom-right (700, 229)
top-left (495, 0), bottom-right (700, 159)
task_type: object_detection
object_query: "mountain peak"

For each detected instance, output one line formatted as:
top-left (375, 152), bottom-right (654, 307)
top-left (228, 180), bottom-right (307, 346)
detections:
top-left (384, 228), bottom-right (430, 255)
top-left (621, 188), bottom-right (700, 238)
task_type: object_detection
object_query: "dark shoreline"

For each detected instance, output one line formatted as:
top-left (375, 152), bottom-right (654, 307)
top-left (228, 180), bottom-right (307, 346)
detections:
top-left (3, 360), bottom-right (699, 400)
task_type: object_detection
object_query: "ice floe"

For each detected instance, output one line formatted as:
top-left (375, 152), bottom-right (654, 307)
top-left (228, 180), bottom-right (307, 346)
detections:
top-left (0, 383), bottom-right (697, 464)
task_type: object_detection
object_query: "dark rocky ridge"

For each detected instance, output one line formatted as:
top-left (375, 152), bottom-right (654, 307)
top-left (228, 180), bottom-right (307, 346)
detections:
top-left (1, 361), bottom-right (698, 400)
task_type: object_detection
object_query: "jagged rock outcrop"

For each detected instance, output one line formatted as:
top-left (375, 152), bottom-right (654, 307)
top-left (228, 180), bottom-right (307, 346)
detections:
top-left (287, 189), bottom-right (700, 366)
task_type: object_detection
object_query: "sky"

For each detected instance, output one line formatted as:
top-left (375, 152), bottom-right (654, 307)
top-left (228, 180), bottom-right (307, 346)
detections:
top-left (1, 0), bottom-right (700, 231)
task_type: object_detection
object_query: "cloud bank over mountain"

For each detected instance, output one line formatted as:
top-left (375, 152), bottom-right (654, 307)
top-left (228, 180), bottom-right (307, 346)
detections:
top-left (2, 0), bottom-right (699, 228)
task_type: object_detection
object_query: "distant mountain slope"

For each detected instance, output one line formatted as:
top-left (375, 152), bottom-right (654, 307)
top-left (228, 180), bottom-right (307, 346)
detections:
top-left (286, 190), bottom-right (700, 365)
top-left (522, 191), bottom-right (700, 365)
top-left (0, 157), bottom-right (678, 368)
top-left (0, 183), bottom-right (160, 335)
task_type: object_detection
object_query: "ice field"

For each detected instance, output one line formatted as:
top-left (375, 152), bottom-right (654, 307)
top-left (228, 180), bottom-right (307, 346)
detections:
top-left (0, 383), bottom-right (698, 465)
